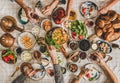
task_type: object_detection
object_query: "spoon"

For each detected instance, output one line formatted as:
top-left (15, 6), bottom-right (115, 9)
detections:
top-left (33, 50), bottom-right (41, 63)
top-left (11, 66), bottom-right (20, 77)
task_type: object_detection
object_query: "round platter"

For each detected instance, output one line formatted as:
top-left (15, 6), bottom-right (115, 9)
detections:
top-left (83, 63), bottom-right (100, 81)
top-left (97, 40), bottom-right (112, 54)
top-left (80, 1), bottom-right (98, 19)
top-left (18, 32), bottom-right (36, 50)
top-left (30, 63), bottom-right (46, 80)
top-left (45, 27), bottom-right (68, 47)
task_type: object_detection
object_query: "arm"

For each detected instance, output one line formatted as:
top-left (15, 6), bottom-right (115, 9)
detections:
top-left (71, 69), bottom-right (89, 83)
top-left (53, 64), bottom-right (64, 83)
top-left (12, 74), bottom-right (27, 83)
top-left (60, 0), bottom-right (73, 23)
top-left (15, 0), bottom-right (40, 23)
top-left (92, 52), bottom-right (118, 83)
top-left (99, 0), bottom-right (118, 14)
top-left (66, 0), bottom-right (73, 17)
top-left (15, 0), bottom-right (27, 10)
top-left (42, 0), bottom-right (59, 16)
top-left (99, 61), bottom-right (118, 83)
top-left (47, 45), bottom-right (64, 83)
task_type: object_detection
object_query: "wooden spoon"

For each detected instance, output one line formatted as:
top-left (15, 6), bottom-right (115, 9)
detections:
top-left (11, 66), bottom-right (20, 77)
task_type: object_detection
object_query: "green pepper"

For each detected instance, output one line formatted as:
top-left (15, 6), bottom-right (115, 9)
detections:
top-left (2, 51), bottom-right (12, 57)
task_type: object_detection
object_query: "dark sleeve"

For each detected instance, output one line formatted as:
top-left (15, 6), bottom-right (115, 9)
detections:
top-left (12, 74), bottom-right (27, 83)
top-left (53, 64), bottom-right (64, 83)
top-left (10, 0), bottom-right (16, 2)
top-left (59, 0), bottom-right (66, 4)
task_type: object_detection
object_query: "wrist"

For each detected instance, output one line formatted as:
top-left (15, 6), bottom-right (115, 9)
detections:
top-left (77, 74), bottom-right (83, 79)
top-left (16, 0), bottom-right (28, 9)
top-left (51, 58), bottom-right (58, 64)
top-left (51, 0), bottom-right (59, 9)
top-left (99, 60), bottom-right (106, 66)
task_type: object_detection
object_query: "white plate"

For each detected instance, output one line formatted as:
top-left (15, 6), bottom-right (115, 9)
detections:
top-left (18, 32), bottom-right (36, 49)
top-left (40, 19), bottom-right (52, 30)
top-left (30, 63), bottom-right (46, 80)
top-left (32, 26), bottom-right (40, 36)
top-left (83, 63), bottom-right (100, 81)
top-left (80, 1), bottom-right (98, 19)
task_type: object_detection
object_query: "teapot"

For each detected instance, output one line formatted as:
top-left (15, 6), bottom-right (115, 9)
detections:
top-left (0, 33), bottom-right (15, 47)
top-left (0, 16), bottom-right (24, 32)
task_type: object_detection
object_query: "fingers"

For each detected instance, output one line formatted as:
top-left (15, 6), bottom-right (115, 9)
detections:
top-left (60, 17), bottom-right (65, 23)
top-left (43, 10), bottom-right (51, 16)
top-left (84, 68), bottom-right (90, 74)
top-left (95, 51), bottom-right (104, 59)
top-left (41, 6), bottom-right (53, 16)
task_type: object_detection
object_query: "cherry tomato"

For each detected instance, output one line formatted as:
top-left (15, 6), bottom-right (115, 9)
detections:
top-left (82, 8), bottom-right (87, 13)
top-left (71, 32), bottom-right (76, 36)
top-left (78, 35), bottom-right (83, 40)
top-left (3, 57), bottom-right (10, 62)
top-left (86, 73), bottom-right (90, 78)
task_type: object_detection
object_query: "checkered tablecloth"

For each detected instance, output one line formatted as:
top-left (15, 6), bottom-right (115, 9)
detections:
top-left (0, 0), bottom-right (120, 83)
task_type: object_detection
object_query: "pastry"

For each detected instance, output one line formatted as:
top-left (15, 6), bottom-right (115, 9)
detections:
top-left (95, 10), bottom-right (120, 42)
top-left (96, 28), bottom-right (103, 37)
top-left (97, 19), bottom-right (105, 28)
top-left (107, 10), bottom-right (118, 21)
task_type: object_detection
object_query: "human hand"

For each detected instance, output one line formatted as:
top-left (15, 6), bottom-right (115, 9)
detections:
top-left (89, 52), bottom-right (105, 66)
top-left (60, 16), bottom-right (68, 24)
top-left (71, 68), bottom-right (89, 83)
top-left (24, 7), bottom-right (40, 23)
top-left (99, 7), bottom-right (108, 14)
top-left (42, 5), bottom-right (54, 16)
top-left (78, 68), bottom-right (89, 78)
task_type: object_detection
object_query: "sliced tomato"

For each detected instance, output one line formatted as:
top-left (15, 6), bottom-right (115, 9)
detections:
top-left (7, 54), bottom-right (14, 60)
top-left (82, 8), bottom-right (87, 13)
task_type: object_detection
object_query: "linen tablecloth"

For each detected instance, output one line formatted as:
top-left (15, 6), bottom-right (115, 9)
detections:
top-left (0, 0), bottom-right (120, 83)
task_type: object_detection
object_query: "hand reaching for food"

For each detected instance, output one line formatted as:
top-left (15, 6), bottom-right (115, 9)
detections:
top-left (24, 7), bottom-right (40, 23)
top-left (99, 7), bottom-right (108, 14)
top-left (77, 68), bottom-right (89, 78)
top-left (71, 68), bottom-right (89, 83)
top-left (42, 0), bottom-right (59, 16)
top-left (60, 16), bottom-right (68, 24)
top-left (42, 5), bottom-right (54, 16)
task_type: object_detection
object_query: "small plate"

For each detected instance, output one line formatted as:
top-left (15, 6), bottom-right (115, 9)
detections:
top-left (18, 8), bottom-right (29, 24)
top-left (61, 67), bottom-right (66, 74)
top-left (67, 63), bottom-right (78, 73)
top-left (1, 49), bottom-right (17, 64)
top-left (46, 67), bottom-right (54, 77)
top-left (97, 40), bottom-right (112, 54)
top-left (41, 58), bottom-right (49, 67)
top-left (21, 51), bottom-right (32, 62)
top-left (83, 63), bottom-right (100, 81)
top-left (30, 63), bottom-right (46, 80)
top-left (18, 32), bottom-right (36, 49)
top-left (32, 26), bottom-right (40, 36)
top-left (41, 19), bottom-right (52, 32)
top-left (80, 1), bottom-right (98, 19)
top-left (52, 7), bottom-right (65, 24)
